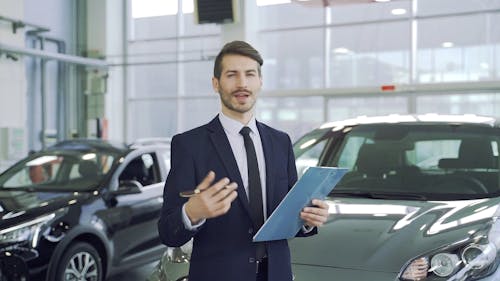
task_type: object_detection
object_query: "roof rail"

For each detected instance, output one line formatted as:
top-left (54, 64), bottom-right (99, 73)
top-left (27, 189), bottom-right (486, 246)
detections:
top-left (129, 137), bottom-right (171, 147)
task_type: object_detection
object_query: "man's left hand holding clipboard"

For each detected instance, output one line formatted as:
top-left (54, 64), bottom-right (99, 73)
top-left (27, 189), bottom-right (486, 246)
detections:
top-left (300, 199), bottom-right (330, 228)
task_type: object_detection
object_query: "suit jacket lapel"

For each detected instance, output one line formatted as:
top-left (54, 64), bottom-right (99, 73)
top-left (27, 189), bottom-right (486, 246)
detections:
top-left (207, 116), bottom-right (252, 217)
top-left (256, 121), bottom-right (275, 215)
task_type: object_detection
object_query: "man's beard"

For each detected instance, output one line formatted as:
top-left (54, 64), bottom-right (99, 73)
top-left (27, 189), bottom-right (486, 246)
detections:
top-left (219, 87), bottom-right (255, 114)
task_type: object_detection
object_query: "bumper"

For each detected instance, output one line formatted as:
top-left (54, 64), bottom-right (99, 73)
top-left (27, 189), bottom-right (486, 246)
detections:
top-left (291, 264), bottom-right (500, 281)
top-left (0, 245), bottom-right (45, 281)
top-left (147, 259), bottom-right (189, 281)
top-left (0, 251), bottom-right (31, 281)
top-left (291, 264), bottom-right (398, 281)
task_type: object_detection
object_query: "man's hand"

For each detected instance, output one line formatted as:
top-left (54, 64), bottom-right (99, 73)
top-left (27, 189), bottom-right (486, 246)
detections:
top-left (185, 171), bottom-right (238, 224)
top-left (300, 199), bottom-right (330, 227)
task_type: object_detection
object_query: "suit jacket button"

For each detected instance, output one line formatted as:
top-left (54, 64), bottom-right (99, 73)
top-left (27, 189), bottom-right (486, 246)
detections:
top-left (249, 258), bottom-right (255, 263)
top-left (248, 228), bottom-right (253, 234)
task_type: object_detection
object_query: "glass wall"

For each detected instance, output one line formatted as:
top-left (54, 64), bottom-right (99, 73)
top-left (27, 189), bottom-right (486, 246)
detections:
top-left (257, 96), bottom-right (324, 141)
top-left (125, 0), bottom-right (500, 142)
top-left (127, 0), bottom-right (221, 141)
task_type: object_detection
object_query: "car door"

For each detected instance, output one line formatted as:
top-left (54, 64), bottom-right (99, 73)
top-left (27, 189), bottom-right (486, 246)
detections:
top-left (107, 150), bottom-right (166, 268)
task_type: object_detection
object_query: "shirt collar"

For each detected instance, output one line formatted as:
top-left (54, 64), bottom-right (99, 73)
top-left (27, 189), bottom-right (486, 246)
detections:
top-left (218, 112), bottom-right (258, 136)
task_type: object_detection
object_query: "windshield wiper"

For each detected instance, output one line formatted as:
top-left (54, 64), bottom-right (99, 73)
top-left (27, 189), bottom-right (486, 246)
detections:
top-left (332, 190), bottom-right (427, 200)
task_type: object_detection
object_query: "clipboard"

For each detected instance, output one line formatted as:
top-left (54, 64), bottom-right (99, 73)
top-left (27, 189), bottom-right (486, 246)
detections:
top-left (253, 166), bottom-right (348, 242)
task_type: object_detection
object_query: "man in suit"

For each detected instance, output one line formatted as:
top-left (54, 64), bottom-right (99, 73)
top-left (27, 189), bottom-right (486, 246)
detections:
top-left (158, 40), bottom-right (329, 281)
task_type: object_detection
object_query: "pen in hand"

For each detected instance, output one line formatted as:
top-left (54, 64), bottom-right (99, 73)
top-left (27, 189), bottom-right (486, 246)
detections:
top-left (183, 171), bottom-right (238, 223)
top-left (179, 183), bottom-right (234, 197)
top-left (179, 188), bottom-right (202, 198)
top-left (179, 171), bottom-right (237, 198)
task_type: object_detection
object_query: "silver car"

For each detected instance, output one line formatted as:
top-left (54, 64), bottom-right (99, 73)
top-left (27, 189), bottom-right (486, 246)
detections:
top-left (153, 114), bottom-right (500, 281)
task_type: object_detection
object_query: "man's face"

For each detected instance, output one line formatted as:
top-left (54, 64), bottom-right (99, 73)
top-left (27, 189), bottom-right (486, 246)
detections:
top-left (212, 54), bottom-right (262, 117)
top-left (29, 165), bottom-right (47, 183)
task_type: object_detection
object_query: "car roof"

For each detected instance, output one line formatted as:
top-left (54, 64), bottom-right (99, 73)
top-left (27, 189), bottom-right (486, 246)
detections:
top-left (47, 138), bottom-right (171, 155)
top-left (48, 139), bottom-right (130, 154)
top-left (319, 114), bottom-right (500, 130)
top-left (129, 137), bottom-right (171, 148)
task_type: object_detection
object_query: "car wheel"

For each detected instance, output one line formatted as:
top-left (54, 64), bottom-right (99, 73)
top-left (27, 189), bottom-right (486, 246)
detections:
top-left (55, 242), bottom-right (103, 281)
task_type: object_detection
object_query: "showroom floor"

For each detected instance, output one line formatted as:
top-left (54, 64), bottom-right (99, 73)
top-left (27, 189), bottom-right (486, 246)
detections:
top-left (107, 262), bottom-right (157, 281)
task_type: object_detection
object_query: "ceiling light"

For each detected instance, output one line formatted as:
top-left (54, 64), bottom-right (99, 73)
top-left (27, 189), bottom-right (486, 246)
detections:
top-left (442, 42), bottom-right (454, 48)
top-left (333, 47), bottom-right (351, 54)
top-left (256, 0), bottom-right (291, 6)
top-left (391, 8), bottom-right (407, 15)
top-left (374, 0), bottom-right (391, 2)
top-left (131, 0), bottom-right (177, 18)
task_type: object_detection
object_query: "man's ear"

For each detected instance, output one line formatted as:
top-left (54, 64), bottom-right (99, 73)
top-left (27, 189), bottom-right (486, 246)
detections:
top-left (212, 77), bottom-right (219, 93)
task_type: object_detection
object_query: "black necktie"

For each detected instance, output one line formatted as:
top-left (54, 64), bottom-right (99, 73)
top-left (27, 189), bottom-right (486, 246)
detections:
top-left (240, 127), bottom-right (266, 260)
top-left (240, 126), bottom-right (264, 229)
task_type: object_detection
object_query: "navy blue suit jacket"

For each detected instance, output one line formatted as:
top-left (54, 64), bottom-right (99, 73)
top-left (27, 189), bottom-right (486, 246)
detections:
top-left (158, 116), bottom-right (316, 281)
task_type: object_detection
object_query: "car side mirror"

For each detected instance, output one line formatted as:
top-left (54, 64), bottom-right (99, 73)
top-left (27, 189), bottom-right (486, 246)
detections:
top-left (113, 180), bottom-right (143, 195)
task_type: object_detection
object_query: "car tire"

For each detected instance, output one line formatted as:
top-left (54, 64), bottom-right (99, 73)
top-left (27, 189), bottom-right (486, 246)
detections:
top-left (55, 242), bottom-right (103, 281)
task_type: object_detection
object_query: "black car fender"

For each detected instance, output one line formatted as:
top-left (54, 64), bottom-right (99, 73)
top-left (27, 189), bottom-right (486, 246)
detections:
top-left (45, 224), bottom-right (112, 281)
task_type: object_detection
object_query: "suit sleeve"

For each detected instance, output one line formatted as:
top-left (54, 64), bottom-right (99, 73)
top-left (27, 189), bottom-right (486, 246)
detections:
top-left (158, 134), bottom-right (200, 247)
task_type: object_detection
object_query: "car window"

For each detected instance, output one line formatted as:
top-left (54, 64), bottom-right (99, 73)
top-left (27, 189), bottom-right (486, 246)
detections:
top-left (337, 136), bottom-right (369, 169)
top-left (158, 149), bottom-right (171, 172)
top-left (295, 139), bottom-right (327, 177)
top-left (408, 140), bottom-right (460, 169)
top-left (119, 153), bottom-right (160, 187)
top-left (0, 152), bottom-right (116, 191)
top-left (317, 124), bottom-right (500, 199)
top-left (294, 128), bottom-right (330, 177)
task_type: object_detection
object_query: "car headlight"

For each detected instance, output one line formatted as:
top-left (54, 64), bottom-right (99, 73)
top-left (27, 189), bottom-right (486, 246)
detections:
top-left (0, 213), bottom-right (55, 247)
top-left (166, 239), bottom-right (192, 263)
top-left (400, 241), bottom-right (499, 281)
top-left (430, 253), bottom-right (460, 277)
top-left (461, 243), bottom-right (497, 270)
top-left (165, 247), bottom-right (191, 263)
top-left (400, 257), bottom-right (429, 280)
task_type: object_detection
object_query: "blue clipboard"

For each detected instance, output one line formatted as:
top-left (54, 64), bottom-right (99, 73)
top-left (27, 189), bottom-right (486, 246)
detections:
top-left (253, 166), bottom-right (348, 242)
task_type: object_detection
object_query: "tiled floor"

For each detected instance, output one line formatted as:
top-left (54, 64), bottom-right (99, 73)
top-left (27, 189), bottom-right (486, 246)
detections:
top-left (106, 262), bottom-right (157, 281)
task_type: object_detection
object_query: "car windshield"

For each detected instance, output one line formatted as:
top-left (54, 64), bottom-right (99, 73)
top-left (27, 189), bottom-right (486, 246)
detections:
top-left (0, 150), bottom-right (118, 191)
top-left (295, 123), bottom-right (500, 200)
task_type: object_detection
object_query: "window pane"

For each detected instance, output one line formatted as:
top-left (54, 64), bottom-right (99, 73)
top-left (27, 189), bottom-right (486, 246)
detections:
top-left (128, 40), bottom-right (178, 98)
top-left (330, 0), bottom-right (411, 24)
top-left (327, 96), bottom-right (408, 121)
top-left (128, 100), bottom-right (177, 140)
top-left (131, 15), bottom-right (177, 40)
top-left (178, 98), bottom-right (219, 131)
top-left (416, 93), bottom-right (500, 116)
top-left (259, 28), bottom-right (324, 90)
top-left (417, 0), bottom-right (500, 17)
top-left (328, 21), bottom-right (410, 87)
top-left (417, 13), bottom-right (500, 83)
top-left (128, 40), bottom-right (178, 63)
top-left (130, 64), bottom-right (177, 97)
top-left (257, 96), bottom-right (324, 141)
top-left (258, 2), bottom-right (324, 30)
top-left (179, 36), bottom-right (221, 96)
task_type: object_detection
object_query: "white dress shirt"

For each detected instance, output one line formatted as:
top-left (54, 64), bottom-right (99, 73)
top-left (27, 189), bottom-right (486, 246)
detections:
top-left (182, 112), bottom-right (267, 229)
top-left (218, 112), bottom-right (268, 218)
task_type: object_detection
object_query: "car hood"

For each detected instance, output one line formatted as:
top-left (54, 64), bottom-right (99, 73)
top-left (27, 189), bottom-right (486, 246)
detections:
top-left (290, 197), bottom-right (500, 273)
top-left (0, 189), bottom-right (91, 228)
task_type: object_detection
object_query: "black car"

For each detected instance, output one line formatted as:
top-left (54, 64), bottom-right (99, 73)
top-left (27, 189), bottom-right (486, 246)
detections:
top-left (0, 139), bottom-right (170, 281)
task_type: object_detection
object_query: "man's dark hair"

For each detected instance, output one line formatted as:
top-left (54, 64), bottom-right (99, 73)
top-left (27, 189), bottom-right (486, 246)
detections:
top-left (213, 40), bottom-right (263, 79)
